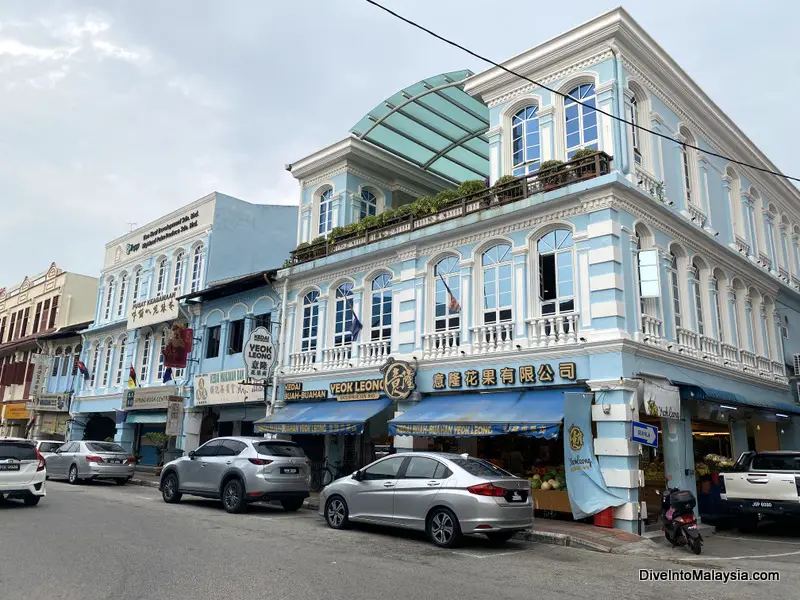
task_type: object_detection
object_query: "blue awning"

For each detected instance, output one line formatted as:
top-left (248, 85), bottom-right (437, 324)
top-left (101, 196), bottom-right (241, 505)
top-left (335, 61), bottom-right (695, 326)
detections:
top-left (126, 411), bottom-right (167, 424)
top-left (388, 390), bottom-right (564, 438)
top-left (673, 381), bottom-right (800, 416)
top-left (254, 398), bottom-right (393, 435)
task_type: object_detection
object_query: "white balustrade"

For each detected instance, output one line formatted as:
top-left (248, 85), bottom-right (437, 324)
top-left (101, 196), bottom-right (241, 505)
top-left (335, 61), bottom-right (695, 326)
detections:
top-left (322, 345), bottom-right (352, 370)
top-left (686, 204), bottom-right (707, 227)
top-left (756, 355), bottom-right (772, 374)
top-left (675, 327), bottom-right (699, 356)
top-left (720, 343), bottom-right (740, 365)
top-left (527, 313), bottom-right (579, 347)
top-left (470, 323), bottom-right (514, 354)
top-left (734, 236), bottom-right (749, 256)
top-left (423, 330), bottom-right (461, 359)
top-left (634, 166), bottom-right (663, 201)
top-left (771, 360), bottom-right (786, 377)
top-left (699, 336), bottom-right (720, 362)
top-left (359, 339), bottom-right (391, 366)
top-left (740, 349), bottom-right (758, 369)
top-left (290, 351), bottom-right (316, 373)
top-left (641, 314), bottom-right (663, 345)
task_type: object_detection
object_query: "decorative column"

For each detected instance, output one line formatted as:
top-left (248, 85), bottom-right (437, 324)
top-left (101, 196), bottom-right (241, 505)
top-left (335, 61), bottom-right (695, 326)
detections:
top-left (459, 260), bottom-right (473, 348)
top-left (487, 125), bottom-right (501, 185)
top-left (629, 234), bottom-right (642, 342)
top-left (284, 304), bottom-right (296, 368)
top-left (773, 313), bottom-right (785, 366)
top-left (315, 295), bottom-right (328, 365)
top-left (744, 296), bottom-right (755, 354)
top-left (412, 275), bottom-right (425, 354)
top-left (660, 250), bottom-right (676, 341)
top-left (726, 286), bottom-right (739, 349)
top-left (244, 311), bottom-right (254, 340)
top-left (538, 105), bottom-right (555, 161)
top-left (685, 269), bottom-right (697, 333)
top-left (698, 156), bottom-right (715, 235)
top-left (512, 248), bottom-right (527, 341)
top-left (219, 320), bottom-right (230, 370)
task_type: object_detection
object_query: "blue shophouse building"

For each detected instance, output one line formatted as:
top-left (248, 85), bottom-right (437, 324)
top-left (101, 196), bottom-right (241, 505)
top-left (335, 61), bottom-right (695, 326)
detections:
top-left (258, 8), bottom-right (800, 532)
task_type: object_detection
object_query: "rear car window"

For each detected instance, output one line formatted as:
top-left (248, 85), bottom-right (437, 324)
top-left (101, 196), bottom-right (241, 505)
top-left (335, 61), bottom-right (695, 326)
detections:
top-left (255, 442), bottom-right (306, 458)
top-left (451, 458), bottom-right (513, 478)
top-left (751, 454), bottom-right (800, 471)
top-left (86, 442), bottom-right (126, 453)
top-left (0, 441), bottom-right (37, 460)
top-left (39, 442), bottom-right (62, 453)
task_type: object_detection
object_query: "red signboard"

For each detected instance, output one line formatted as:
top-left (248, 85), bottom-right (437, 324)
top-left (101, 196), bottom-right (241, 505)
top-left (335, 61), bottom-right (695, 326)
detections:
top-left (163, 324), bottom-right (193, 369)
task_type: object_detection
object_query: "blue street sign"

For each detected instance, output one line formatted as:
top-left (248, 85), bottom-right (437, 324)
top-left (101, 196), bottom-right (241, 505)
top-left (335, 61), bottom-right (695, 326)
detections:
top-left (631, 420), bottom-right (658, 448)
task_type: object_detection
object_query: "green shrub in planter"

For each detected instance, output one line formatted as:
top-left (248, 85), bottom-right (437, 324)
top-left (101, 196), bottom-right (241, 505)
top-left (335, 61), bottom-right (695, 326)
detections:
top-left (433, 189), bottom-right (461, 207)
top-left (356, 215), bottom-right (380, 235)
top-left (295, 242), bottom-right (310, 251)
top-left (310, 236), bottom-right (326, 246)
top-left (493, 174), bottom-right (518, 187)
top-left (411, 196), bottom-right (435, 216)
top-left (282, 259), bottom-right (292, 268)
top-left (569, 148), bottom-right (599, 160)
top-left (328, 226), bottom-right (347, 243)
top-left (457, 179), bottom-right (488, 196)
top-left (393, 203), bottom-right (415, 218)
top-left (538, 160), bottom-right (567, 189)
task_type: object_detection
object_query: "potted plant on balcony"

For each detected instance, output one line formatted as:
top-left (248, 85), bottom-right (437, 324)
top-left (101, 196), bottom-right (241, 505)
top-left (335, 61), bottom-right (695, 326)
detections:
top-left (570, 147), bottom-right (601, 177)
top-left (492, 174), bottom-right (519, 201)
top-left (538, 160), bottom-right (566, 190)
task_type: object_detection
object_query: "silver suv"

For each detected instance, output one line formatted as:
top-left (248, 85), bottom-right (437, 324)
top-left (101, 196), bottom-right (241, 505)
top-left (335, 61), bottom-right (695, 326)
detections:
top-left (159, 437), bottom-right (310, 513)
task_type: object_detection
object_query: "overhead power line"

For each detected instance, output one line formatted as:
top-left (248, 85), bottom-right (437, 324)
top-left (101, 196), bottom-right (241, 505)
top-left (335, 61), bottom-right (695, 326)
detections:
top-left (366, 0), bottom-right (800, 184)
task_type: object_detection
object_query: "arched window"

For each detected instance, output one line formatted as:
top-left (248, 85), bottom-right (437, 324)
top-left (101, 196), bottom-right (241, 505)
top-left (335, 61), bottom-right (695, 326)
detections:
top-left (190, 244), bottom-right (204, 293)
top-left (132, 267), bottom-right (142, 302)
top-left (537, 230), bottom-right (574, 315)
top-left (780, 217), bottom-right (791, 273)
top-left (101, 339), bottom-right (113, 388)
top-left (301, 291), bottom-right (320, 352)
top-left (51, 347), bottom-right (63, 377)
top-left (89, 343), bottom-right (101, 388)
top-left (334, 283), bottom-right (355, 347)
top-left (61, 345), bottom-right (72, 377)
top-left (679, 127), bottom-right (697, 207)
top-left (761, 297), bottom-right (773, 360)
top-left (156, 258), bottom-right (168, 296)
top-left (140, 332), bottom-right (152, 382)
top-left (103, 277), bottom-right (115, 320)
top-left (157, 329), bottom-right (168, 380)
top-left (434, 257), bottom-right (461, 332)
top-left (115, 336), bottom-right (127, 387)
top-left (482, 244), bottom-right (512, 324)
top-left (512, 106), bottom-right (541, 176)
top-left (370, 274), bottom-right (392, 341)
top-left (319, 189), bottom-right (334, 236)
top-left (793, 227), bottom-right (800, 277)
top-left (71, 346), bottom-right (81, 377)
top-left (359, 190), bottom-right (378, 220)
top-left (669, 251), bottom-right (682, 328)
top-left (174, 251), bottom-right (185, 291)
top-left (626, 94), bottom-right (642, 166)
top-left (564, 83), bottom-right (597, 158)
top-left (691, 261), bottom-right (705, 337)
top-left (116, 273), bottom-right (127, 318)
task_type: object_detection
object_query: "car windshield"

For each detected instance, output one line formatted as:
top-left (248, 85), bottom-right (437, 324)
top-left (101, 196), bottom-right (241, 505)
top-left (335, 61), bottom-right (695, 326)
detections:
top-left (86, 442), bottom-right (126, 454)
top-left (451, 458), bottom-right (513, 478)
top-left (0, 441), bottom-right (37, 460)
top-left (39, 442), bottom-right (62, 452)
top-left (254, 442), bottom-right (305, 458)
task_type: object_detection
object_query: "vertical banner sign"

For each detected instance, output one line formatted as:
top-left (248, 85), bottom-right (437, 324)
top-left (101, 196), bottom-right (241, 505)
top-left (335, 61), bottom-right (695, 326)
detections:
top-left (563, 392), bottom-right (626, 519)
top-left (29, 354), bottom-right (49, 399)
top-left (243, 327), bottom-right (275, 382)
top-left (165, 399), bottom-right (184, 437)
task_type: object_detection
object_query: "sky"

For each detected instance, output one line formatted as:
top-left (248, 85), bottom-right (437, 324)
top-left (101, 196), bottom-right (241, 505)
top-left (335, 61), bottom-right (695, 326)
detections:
top-left (1, 1), bottom-right (797, 285)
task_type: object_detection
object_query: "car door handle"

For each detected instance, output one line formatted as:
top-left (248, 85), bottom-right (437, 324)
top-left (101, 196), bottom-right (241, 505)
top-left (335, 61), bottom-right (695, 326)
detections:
top-left (427, 481), bottom-right (440, 487)
top-left (383, 482), bottom-right (395, 488)
top-left (226, 461), bottom-right (232, 465)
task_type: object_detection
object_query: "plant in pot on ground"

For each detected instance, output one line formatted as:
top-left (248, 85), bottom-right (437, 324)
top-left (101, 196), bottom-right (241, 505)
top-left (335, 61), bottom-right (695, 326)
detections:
top-left (143, 432), bottom-right (171, 473)
top-left (492, 174), bottom-right (520, 201)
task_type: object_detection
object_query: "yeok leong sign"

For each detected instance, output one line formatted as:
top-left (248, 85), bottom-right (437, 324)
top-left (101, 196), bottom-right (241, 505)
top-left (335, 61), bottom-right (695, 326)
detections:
top-left (243, 327), bottom-right (276, 382)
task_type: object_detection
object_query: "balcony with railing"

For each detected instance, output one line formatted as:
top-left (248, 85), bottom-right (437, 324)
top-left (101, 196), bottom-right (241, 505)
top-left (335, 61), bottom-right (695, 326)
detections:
top-left (527, 313), bottom-right (580, 347)
top-left (423, 330), bottom-right (462, 359)
top-left (685, 204), bottom-right (707, 228)
top-left (290, 351), bottom-right (316, 373)
top-left (720, 343), bottom-right (739, 364)
top-left (676, 327), bottom-right (699, 356)
top-left (470, 323), bottom-right (515, 354)
top-left (740, 349), bottom-right (758, 369)
top-left (359, 339), bottom-right (391, 366)
top-left (634, 166), bottom-right (664, 202)
top-left (290, 152), bottom-right (612, 266)
top-left (699, 336), bottom-right (720, 362)
top-left (322, 346), bottom-right (352, 370)
top-left (641, 314), bottom-right (663, 345)
top-left (734, 236), bottom-right (750, 256)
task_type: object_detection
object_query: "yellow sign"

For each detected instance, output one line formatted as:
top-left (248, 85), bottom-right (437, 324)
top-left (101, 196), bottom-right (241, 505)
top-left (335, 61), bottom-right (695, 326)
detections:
top-left (381, 359), bottom-right (416, 401)
top-left (568, 424), bottom-right (584, 451)
top-left (3, 403), bottom-right (30, 420)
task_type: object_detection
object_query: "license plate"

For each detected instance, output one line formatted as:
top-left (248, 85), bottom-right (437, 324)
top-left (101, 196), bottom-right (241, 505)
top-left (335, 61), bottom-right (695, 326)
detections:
top-left (752, 501), bottom-right (773, 508)
top-left (108, 460), bottom-right (122, 464)
top-left (509, 491), bottom-right (524, 502)
top-left (0, 464), bottom-right (20, 471)
top-left (280, 467), bottom-right (299, 474)
top-left (687, 524), bottom-right (697, 529)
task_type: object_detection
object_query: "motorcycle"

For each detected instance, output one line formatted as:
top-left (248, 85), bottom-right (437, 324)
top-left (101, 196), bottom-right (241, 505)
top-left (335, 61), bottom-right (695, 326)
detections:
top-left (657, 487), bottom-right (703, 555)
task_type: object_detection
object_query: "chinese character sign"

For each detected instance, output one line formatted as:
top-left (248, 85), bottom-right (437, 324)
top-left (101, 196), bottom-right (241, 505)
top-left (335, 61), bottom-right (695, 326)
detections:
top-left (433, 362), bottom-right (577, 390)
top-left (243, 327), bottom-right (275, 382)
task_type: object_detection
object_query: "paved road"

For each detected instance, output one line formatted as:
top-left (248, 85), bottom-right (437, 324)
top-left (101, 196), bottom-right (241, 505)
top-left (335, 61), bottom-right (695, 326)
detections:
top-left (1, 482), bottom-right (798, 600)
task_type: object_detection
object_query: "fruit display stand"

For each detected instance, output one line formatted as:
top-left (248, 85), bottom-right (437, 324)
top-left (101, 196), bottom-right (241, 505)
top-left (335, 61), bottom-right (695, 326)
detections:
top-left (532, 489), bottom-right (571, 513)
top-left (528, 465), bottom-right (570, 515)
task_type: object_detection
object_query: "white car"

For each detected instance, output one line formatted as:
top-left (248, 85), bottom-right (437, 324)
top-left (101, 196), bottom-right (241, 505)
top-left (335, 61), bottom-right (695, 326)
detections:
top-left (0, 438), bottom-right (47, 506)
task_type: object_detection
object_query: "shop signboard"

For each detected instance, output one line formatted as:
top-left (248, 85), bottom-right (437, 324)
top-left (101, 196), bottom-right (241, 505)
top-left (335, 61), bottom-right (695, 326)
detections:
top-left (284, 382), bottom-right (328, 401)
top-left (243, 327), bottom-right (275, 382)
top-left (165, 399), bottom-right (184, 436)
top-left (257, 422), bottom-right (362, 435)
top-left (2, 403), bottom-right (29, 420)
top-left (643, 381), bottom-right (680, 420)
top-left (127, 292), bottom-right (180, 329)
top-left (35, 393), bottom-right (70, 412)
top-left (194, 369), bottom-right (261, 406)
top-left (631, 420), bottom-right (658, 448)
top-left (124, 386), bottom-right (181, 410)
top-left (29, 354), bottom-right (49, 398)
top-left (431, 362), bottom-right (577, 391)
top-left (324, 358), bottom-right (417, 402)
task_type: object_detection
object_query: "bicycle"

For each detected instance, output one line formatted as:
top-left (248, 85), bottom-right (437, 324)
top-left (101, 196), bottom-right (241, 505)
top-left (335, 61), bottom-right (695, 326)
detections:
top-left (310, 458), bottom-right (358, 492)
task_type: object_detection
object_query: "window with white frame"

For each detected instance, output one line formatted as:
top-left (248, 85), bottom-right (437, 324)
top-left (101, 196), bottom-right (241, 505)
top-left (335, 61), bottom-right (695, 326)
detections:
top-left (61, 345), bottom-right (72, 377)
top-left (115, 336), bottom-right (126, 387)
top-left (101, 339), bottom-right (113, 388)
top-left (691, 265), bottom-right (705, 337)
top-left (679, 128), bottom-right (697, 206)
top-left (191, 244), bottom-right (204, 293)
top-left (334, 283), bottom-right (355, 347)
top-left (103, 278), bottom-right (115, 320)
top-left (132, 267), bottom-right (142, 302)
top-left (359, 190), bottom-right (378, 221)
top-left (537, 230), bottom-right (575, 315)
top-left (564, 84), bottom-right (598, 159)
top-left (780, 225), bottom-right (791, 271)
top-left (51, 347), bottom-right (62, 377)
top-left (482, 244), bottom-right (512, 324)
top-left (433, 256), bottom-right (460, 332)
top-left (301, 291), bottom-right (320, 353)
top-left (89, 343), bottom-right (101, 388)
top-left (370, 274), bottom-right (392, 341)
top-left (174, 251), bottom-right (185, 291)
top-left (669, 252), bottom-right (682, 328)
top-left (746, 202), bottom-right (758, 256)
top-left (626, 95), bottom-right (642, 166)
top-left (116, 273), bottom-right (127, 318)
top-left (725, 168), bottom-right (742, 240)
top-left (156, 258), bottom-right (167, 295)
top-left (319, 189), bottom-right (334, 236)
top-left (711, 277), bottom-right (724, 343)
top-left (764, 209), bottom-right (778, 266)
top-left (511, 106), bottom-right (541, 176)
top-left (140, 332), bottom-right (152, 382)
top-left (157, 329), bottom-right (167, 380)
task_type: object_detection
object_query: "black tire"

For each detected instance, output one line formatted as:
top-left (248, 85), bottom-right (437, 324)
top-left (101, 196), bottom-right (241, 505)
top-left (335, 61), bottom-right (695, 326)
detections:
top-left (485, 531), bottom-right (515, 544)
top-left (115, 478), bottom-right (128, 486)
top-left (427, 508), bottom-right (462, 548)
top-left (23, 495), bottom-right (41, 506)
top-left (690, 537), bottom-right (702, 555)
top-left (324, 496), bottom-right (350, 529)
top-left (738, 514), bottom-right (759, 534)
top-left (68, 465), bottom-right (81, 485)
top-left (664, 530), bottom-right (678, 546)
top-left (221, 478), bottom-right (246, 514)
top-left (280, 498), bottom-right (304, 512)
top-left (161, 472), bottom-right (182, 503)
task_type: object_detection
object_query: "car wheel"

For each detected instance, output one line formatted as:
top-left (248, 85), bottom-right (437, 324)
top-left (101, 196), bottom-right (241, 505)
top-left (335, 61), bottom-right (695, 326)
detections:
top-left (280, 498), bottom-right (304, 512)
top-left (68, 465), bottom-right (81, 485)
top-left (221, 478), bottom-right (246, 513)
top-left (23, 495), bottom-right (41, 507)
top-left (115, 478), bottom-right (128, 486)
top-left (485, 531), bottom-right (515, 544)
top-left (324, 496), bottom-right (350, 529)
top-left (161, 473), bottom-right (182, 503)
top-left (427, 508), bottom-right (462, 548)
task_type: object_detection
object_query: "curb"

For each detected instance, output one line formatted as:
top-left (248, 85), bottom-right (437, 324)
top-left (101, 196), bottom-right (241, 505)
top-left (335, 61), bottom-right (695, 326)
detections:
top-left (129, 478), bottom-right (160, 488)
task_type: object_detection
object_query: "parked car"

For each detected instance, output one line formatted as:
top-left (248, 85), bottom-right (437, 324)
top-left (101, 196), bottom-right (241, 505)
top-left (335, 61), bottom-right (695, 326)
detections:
top-left (720, 450), bottom-right (800, 531)
top-left (319, 452), bottom-right (533, 548)
top-left (35, 440), bottom-right (65, 458)
top-left (0, 438), bottom-right (47, 506)
top-left (159, 437), bottom-right (311, 514)
top-left (46, 440), bottom-right (136, 485)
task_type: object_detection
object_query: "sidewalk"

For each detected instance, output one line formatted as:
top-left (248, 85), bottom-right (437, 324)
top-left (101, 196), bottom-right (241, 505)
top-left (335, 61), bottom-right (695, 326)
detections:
top-left (130, 469), bottom-right (160, 488)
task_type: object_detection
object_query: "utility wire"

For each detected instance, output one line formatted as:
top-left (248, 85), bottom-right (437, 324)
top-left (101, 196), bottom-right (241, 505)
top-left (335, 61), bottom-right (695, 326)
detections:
top-left (366, 0), bottom-right (800, 184)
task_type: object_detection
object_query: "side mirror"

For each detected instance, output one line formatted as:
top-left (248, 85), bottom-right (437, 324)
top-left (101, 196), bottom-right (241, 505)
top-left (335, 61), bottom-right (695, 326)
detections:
top-left (352, 470), bottom-right (363, 481)
top-left (55, 449), bottom-right (62, 454)
top-left (188, 450), bottom-right (196, 459)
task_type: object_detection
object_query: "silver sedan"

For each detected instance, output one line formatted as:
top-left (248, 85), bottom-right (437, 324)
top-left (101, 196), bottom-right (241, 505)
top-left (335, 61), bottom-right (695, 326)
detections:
top-left (45, 440), bottom-right (136, 485)
top-left (318, 452), bottom-right (533, 547)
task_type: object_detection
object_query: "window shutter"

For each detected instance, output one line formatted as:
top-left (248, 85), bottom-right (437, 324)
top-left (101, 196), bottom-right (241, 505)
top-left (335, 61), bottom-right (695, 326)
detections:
top-left (794, 354), bottom-right (800, 377)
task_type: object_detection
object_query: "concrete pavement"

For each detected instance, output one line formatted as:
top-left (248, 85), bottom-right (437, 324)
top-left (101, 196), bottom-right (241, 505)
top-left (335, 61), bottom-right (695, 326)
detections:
top-left (1, 480), bottom-right (798, 600)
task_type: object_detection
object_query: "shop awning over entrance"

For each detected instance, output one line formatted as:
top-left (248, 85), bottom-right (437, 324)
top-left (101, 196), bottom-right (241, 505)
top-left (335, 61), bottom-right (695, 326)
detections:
top-left (673, 381), bottom-right (800, 416)
top-left (387, 390), bottom-right (564, 438)
top-left (254, 398), bottom-right (393, 435)
top-left (126, 411), bottom-right (168, 424)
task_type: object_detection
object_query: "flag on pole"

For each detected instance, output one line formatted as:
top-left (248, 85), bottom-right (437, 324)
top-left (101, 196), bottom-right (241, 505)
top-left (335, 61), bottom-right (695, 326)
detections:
top-left (114, 410), bottom-right (126, 425)
top-left (76, 360), bottom-right (90, 380)
top-left (344, 294), bottom-right (363, 342)
top-left (439, 274), bottom-right (461, 312)
top-left (162, 367), bottom-right (173, 384)
top-left (128, 365), bottom-right (138, 389)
